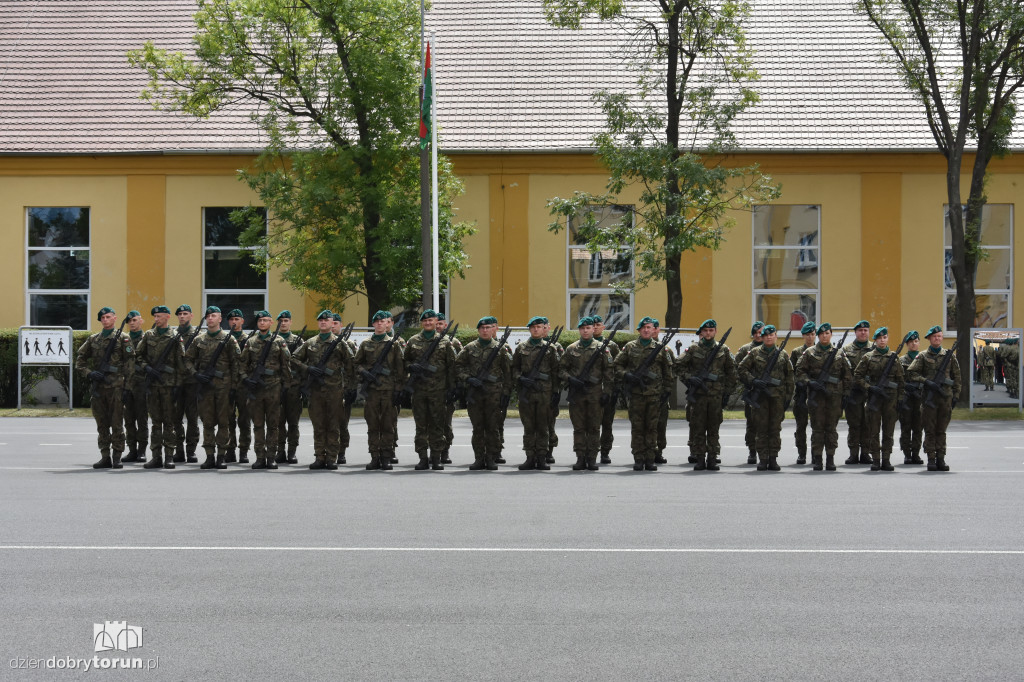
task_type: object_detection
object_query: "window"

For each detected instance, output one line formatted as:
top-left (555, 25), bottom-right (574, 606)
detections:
top-left (26, 207), bottom-right (90, 329)
top-left (752, 205), bottom-right (820, 331)
top-left (566, 205), bottom-right (634, 330)
top-left (944, 204), bottom-right (1013, 331)
top-left (203, 207), bottom-right (267, 329)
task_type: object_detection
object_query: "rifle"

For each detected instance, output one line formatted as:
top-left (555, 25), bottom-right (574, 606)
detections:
top-left (401, 322), bottom-right (458, 397)
top-left (621, 329), bottom-right (678, 398)
top-left (144, 325), bottom-right (202, 396)
top-left (920, 338), bottom-right (961, 409)
top-left (89, 317), bottom-right (129, 398)
top-left (179, 324), bottom-right (203, 351)
top-left (865, 338), bottom-right (907, 413)
top-left (299, 322), bottom-right (354, 399)
top-left (357, 327), bottom-right (404, 399)
top-left (465, 325), bottom-right (513, 406)
top-left (683, 327), bottom-right (733, 405)
top-left (286, 325), bottom-right (307, 352)
top-left (242, 319), bottom-right (284, 399)
top-left (517, 326), bottom-right (564, 403)
top-left (194, 329), bottom-right (237, 402)
top-left (742, 330), bottom-right (793, 410)
top-left (805, 330), bottom-right (849, 409)
top-left (237, 328), bottom-right (258, 351)
top-left (567, 326), bottom-right (620, 406)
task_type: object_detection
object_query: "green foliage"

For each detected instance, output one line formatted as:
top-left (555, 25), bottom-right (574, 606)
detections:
top-left (128, 0), bottom-right (473, 322)
top-left (543, 1), bottom-right (780, 322)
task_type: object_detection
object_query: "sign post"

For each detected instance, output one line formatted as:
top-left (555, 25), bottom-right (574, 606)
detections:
top-left (17, 326), bottom-right (74, 410)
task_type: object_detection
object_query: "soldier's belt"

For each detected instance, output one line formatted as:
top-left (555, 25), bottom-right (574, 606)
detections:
top-left (826, 376), bottom-right (839, 384)
top-left (706, 373), bottom-right (718, 382)
top-left (161, 366), bottom-right (175, 374)
top-left (484, 374), bottom-right (498, 383)
top-left (212, 370), bottom-right (224, 379)
top-left (941, 377), bottom-right (954, 386)
top-left (261, 368), bottom-right (275, 376)
top-left (767, 377), bottom-right (781, 386)
top-left (536, 372), bottom-right (550, 381)
top-left (379, 367), bottom-right (391, 377)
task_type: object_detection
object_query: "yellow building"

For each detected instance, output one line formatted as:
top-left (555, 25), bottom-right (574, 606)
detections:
top-left (1, 1), bottom-right (1020, 340)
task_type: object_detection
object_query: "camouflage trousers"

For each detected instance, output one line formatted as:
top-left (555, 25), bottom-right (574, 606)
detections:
top-left (309, 384), bottom-right (342, 460)
top-left (898, 398), bottom-right (923, 454)
top-left (568, 393), bottom-right (602, 454)
top-left (277, 383), bottom-right (302, 453)
top-left (412, 389), bottom-right (447, 453)
top-left (147, 385), bottom-right (177, 456)
top-left (174, 383), bottom-right (200, 452)
top-left (547, 391), bottom-right (559, 451)
top-left (519, 390), bottom-right (552, 456)
top-left (365, 388), bottom-right (397, 457)
top-left (921, 399), bottom-right (953, 456)
top-left (808, 393), bottom-right (843, 457)
top-left (444, 399), bottom-right (456, 451)
top-left (792, 390), bottom-right (808, 454)
top-left (687, 395), bottom-right (724, 459)
top-left (198, 384), bottom-right (232, 453)
top-left (123, 384), bottom-right (148, 451)
top-left (467, 391), bottom-right (503, 461)
top-left (657, 398), bottom-right (669, 451)
top-left (864, 400), bottom-right (898, 456)
top-left (335, 394), bottom-right (353, 450)
top-left (980, 366), bottom-right (994, 390)
top-left (627, 392), bottom-right (661, 463)
top-left (247, 385), bottom-right (282, 460)
top-left (91, 385), bottom-right (125, 453)
top-left (599, 396), bottom-right (616, 456)
top-left (227, 392), bottom-right (251, 452)
top-left (750, 393), bottom-right (786, 457)
top-left (845, 396), bottom-right (869, 453)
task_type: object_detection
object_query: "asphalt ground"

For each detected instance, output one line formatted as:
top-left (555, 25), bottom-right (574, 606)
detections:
top-left (2, 416), bottom-right (1023, 681)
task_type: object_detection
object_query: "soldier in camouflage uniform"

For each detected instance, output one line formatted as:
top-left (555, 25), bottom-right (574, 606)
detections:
top-left (560, 316), bottom-right (614, 471)
top-left (677, 319), bottom-right (737, 471)
top-left (77, 307), bottom-right (135, 469)
top-left (907, 325), bottom-right (961, 471)
top-left (121, 310), bottom-right (149, 462)
top-left (652, 320), bottom-right (675, 464)
top-left (738, 324), bottom-right (795, 471)
top-left (1004, 338), bottom-right (1020, 398)
top-left (184, 306), bottom-right (240, 470)
top-left (513, 316), bottom-right (562, 471)
top-left (275, 310), bottom-right (304, 464)
top-left (898, 330), bottom-right (925, 465)
top-left (542, 319), bottom-right (563, 464)
top-left (436, 313), bottom-right (461, 464)
top-left (293, 310), bottom-right (354, 470)
top-left (137, 305), bottom-right (185, 469)
top-left (328, 314), bottom-right (355, 463)
top-left (404, 309), bottom-right (457, 470)
top-left (614, 316), bottom-right (675, 471)
top-left (455, 316), bottom-right (512, 470)
top-left (384, 312), bottom-right (405, 463)
top-left (173, 304), bottom-right (201, 463)
top-left (855, 327), bottom-right (905, 472)
top-left (240, 311), bottom-right (290, 469)
top-left (795, 323), bottom-right (852, 471)
top-left (356, 310), bottom-right (405, 470)
top-left (734, 321), bottom-right (764, 464)
top-left (979, 341), bottom-right (996, 390)
top-left (840, 320), bottom-right (874, 465)
top-left (592, 315), bottom-right (621, 464)
top-left (225, 309), bottom-right (252, 463)
top-left (789, 321), bottom-right (817, 464)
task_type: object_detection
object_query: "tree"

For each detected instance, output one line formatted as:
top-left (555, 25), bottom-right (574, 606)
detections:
top-left (543, 0), bottom-right (780, 329)
top-left (858, 0), bottom-right (1024, 404)
top-left (129, 0), bottom-right (472, 323)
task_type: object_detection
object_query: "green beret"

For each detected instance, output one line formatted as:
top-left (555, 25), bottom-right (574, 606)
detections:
top-left (816, 322), bottom-right (832, 334)
top-left (420, 309), bottom-right (438, 321)
top-left (591, 314), bottom-right (603, 323)
top-left (175, 304), bottom-right (192, 314)
top-left (873, 326), bottom-right (888, 340)
top-left (205, 306), bottom-right (221, 316)
top-left (151, 305), bottom-right (171, 315)
top-left (652, 319), bottom-right (660, 328)
top-left (577, 316), bottom-right (594, 328)
top-left (637, 316), bottom-right (655, 330)
top-left (854, 320), bottom-right (870, 330)
top-left (761, 324), bottom-right (777, 335)
top-left (436, 312), bottom-right (446, 321)
top-left (96, 306), bottom-right (115, 321)
top-left (254, 310), bottom-right (271, 319)
top-left (699, 319), bottom-right (717, 331)
top-left (751, 321), bottom-right (764, 335)
top-left (477, 316), bottom-right (498, 328)
top-left (126, 310), bottom-right (141, 319)
top-left (316, 310), bottom-right (333, 320)
top-left (372, 310), bottom-right (391, 322)
top-left (801, 322), bottom-right (816, 334)
top-left (226, 309), bottom-right (243, 319)
top-left (276, 310), bottom-right (291, 320)
top-left (925, 325), bottom-right (942, 338)
top-left (527, 316), bottom-right (548, 327)
top-left (332, 313), bottom-right (342, 322)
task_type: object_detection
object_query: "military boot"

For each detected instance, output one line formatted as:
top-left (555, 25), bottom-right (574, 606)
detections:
top-left (468, 456), bottom-right (486, 470)
top-left (485, 453), bottom-right (499, 471)
top-left (163, 448), bottom-right (176, 469)
top-left (572, 453), bottom-right (586, 471)
top-left (266, 454), bottom-right (278, 469)
top-left (756, 452), bottom-right (769, 471)
top-left (927, 453), bottom-right (938, 471)
top-left (173, 446), bottom-right (185, 463)
top-left (109, 450), bottom-right (123, 469)
top-left (240, 447), bottom-right (250, 463)
top-left (442, 449), bottom-right (452, 465)
top-left (186, 449), bottom-right (199, 464)
top-left (768, 454), bottom-right (781, 471)
top-left (632, 456), bottom-right (644, 471)
top-left (309, 456), bottom-right (326, 470)
top-left (845, 447), bottom-right (859, 465)
top-left (390, 453), bottom-right (399, 464)
top-left (381, 450), bottom-right (394, 470)
top-left (881, 453), bottom-right (894, 471)
top-left (910, 448), bottom-right (924, 465)
top-left (687, 453), bottom-right (698, 464)
top-left (430, 450), bottom-right (444, 471)
top-left (252, 457), bottom-right (268, 469)
top-left (518, 453), bottom-right (536, 471)
top-left (706, 454), bottom-right (720, 472)
top-left (545, 449), bottom-right (555, 465)
top-left (858, 447), bottom-right (872, 465)
top-left (644, 457), bottom-right (658, 472)
top-left (747, 448), bottom-right (757, 465)
top-left (144, 452), bottom-right (163, 469)
top-left (535, 452), bottom-right (551, 471)
top-left (825, 450), bottom-right (836, 471)
top-left (225, 448), bottom-right (237, 464)
top-left (655, 450), bottom-right (667, 465)
top-left (274, 449), bottom-right (287, 464)
top-left (903, 449), bottom-right (913, 465)
top-left (936, 453), bottom-right (950, 471)
top-left (324, 454), bottom-right (338, 471)
top-left (414, 452), bottom-right (430, 471)
top-left (600, 451), bottom-right (611, 465)
top-left (693, 454), bottom-right (707, 471)
top-left (286, 445), bottom-right (298, 464)
top-left (214, 451), bottom-right (228, 470)
top-left (796, 447), bottom-right (807, 465)
top-left (338, 448), bottom-right (347, 465)
top-left (586, 452), bottom-right (600, 471)
top-left (812, 453), bottom-right (823, 471)
top-left (122, 447), bottom-right (141, 463)
top-left (870, 453), bottom-right (881, 471)
top-left (366, 452), bottom-right (382, 470)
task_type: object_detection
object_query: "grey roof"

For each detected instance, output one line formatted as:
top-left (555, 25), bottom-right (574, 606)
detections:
top-left (0, 0), bottom-right (1015, 155)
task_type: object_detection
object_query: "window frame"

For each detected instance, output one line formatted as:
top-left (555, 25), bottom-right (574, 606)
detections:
top-left (564, 204), bottom-right (635, 331)
top-left (24, 207), bottom-right (91, 330)
top-left (943, 204), bottom-right (1014, 335)
top-left (201, 207), bottom-right (269, 328)
top-left (751, 204), bottom-right (821, 331)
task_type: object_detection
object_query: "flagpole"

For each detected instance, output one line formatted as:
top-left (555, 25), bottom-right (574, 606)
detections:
top-left (419, 4), bottom-right (431, 312)
top-left (431, 34), bottom-right (440, 312)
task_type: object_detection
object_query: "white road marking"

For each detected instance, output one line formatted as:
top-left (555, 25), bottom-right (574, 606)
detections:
top-left (38, 443), bottom-right (72, 446)
top-left (0, 545), bottom-right (1022, 555)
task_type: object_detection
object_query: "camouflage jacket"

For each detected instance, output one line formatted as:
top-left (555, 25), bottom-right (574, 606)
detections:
top-left (559, 338), bottom-right (613, 398)
top-left (840, 341), bottom-right (873, 395)
top-left (279, 331), bottom-right (306, 386)
top-left (455, 338), bottom-right (512, 397)
top-left (135, 327), bottom-right (184, 389)
top-left (355, 334), bottom-right (405, 392)
top-left (513, 339), bottom-right (561, 396)
top-left (76, 328), bottom-right (135, 389)
top-left (240, 332), bottom-right (291, 390)
top-left (794, 343), bottom-right (852, 397)
top-left (292, 333), bottom-right (355, 390)
top-left (907, 346), bottom-right (962, 402)
top-left (734, 341), bottom-right (762, 368)
top-left (404, 331), bottom-right (457, 394)
top-left (854, 346), bottom-right (905, 403)
top-left (675, 339), bottom-right (737, 398)
top-left (738, 343), bottom-right (795, 402)
top-left (185, 330), bottom-right (240, 389)
top-left (613, 339), bottom-right (674, 397)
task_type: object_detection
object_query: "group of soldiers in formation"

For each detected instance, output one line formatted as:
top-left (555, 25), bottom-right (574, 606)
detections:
top-left (76, 303), bottom-right (972, 474)
top-left (975, 337), bottom-right (1021, 398)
